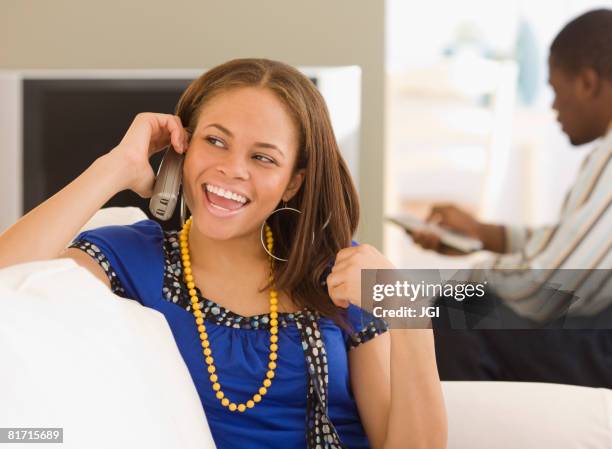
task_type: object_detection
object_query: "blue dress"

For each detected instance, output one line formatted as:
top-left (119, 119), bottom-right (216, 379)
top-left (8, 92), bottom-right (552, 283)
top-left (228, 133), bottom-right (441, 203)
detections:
top-left (70, 219), bottom-right (388, 449)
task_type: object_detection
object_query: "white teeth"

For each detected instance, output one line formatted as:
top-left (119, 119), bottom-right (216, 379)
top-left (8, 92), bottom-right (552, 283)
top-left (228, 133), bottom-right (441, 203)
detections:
top-left (205, 184), bottom-right (248, 204)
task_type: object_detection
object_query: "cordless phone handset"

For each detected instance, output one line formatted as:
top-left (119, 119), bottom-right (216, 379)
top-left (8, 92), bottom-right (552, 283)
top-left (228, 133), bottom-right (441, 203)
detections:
top-left (149, 146), bottom-right (184, 221)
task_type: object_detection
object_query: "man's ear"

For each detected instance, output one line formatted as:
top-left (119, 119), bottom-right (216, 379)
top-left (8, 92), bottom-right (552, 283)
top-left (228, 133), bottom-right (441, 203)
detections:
top-left (282, 169), bottom-right (305, 202)
top-left (578, 67), bottom-right (601, 99)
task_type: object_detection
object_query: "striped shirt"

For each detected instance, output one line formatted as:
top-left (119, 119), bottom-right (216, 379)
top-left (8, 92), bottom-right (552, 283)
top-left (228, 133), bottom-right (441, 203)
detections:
top-left (471, 126), bottom-right (612, 321)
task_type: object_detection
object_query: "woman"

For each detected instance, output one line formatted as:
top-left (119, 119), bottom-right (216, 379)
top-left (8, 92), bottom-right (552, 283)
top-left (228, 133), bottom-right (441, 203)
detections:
top-left (0, 59), bottom-right (446, 449)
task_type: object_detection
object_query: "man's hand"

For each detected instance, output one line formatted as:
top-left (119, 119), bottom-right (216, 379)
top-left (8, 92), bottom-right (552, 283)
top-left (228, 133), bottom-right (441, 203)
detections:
top-left (411, 204), bottom-right (506, 254)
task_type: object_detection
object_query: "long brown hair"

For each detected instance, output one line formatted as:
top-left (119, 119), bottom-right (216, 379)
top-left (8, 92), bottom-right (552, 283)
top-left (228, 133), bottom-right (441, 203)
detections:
top-left (175, 58), bottom-right (359, 321)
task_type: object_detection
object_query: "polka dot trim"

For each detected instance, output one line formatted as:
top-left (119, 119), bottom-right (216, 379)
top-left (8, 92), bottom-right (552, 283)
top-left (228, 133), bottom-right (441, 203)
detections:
top-left (71, 231), bottom-right (388, 346)
top-left (296, 309), bottom-right (348, 449)
top-left (347, 318), bottom-right (389, 350)
top-left (68, 240), bottom-right (128, 298)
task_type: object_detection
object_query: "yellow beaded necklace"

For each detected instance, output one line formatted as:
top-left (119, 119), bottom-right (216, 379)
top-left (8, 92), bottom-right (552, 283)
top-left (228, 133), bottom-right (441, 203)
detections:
top-left (179, 216), bottom-right (279, 413)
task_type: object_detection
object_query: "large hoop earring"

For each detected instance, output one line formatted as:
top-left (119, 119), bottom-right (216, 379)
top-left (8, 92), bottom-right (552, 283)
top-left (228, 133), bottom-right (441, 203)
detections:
top-left (260, 205), bottom-right (302, 262)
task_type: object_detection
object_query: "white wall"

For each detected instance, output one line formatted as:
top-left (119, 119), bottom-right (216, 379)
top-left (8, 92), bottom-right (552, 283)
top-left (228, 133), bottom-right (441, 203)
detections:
top-left (385, 0), bottom-right (609, 225)
top-left (0, 0), bottom-right (385, 247)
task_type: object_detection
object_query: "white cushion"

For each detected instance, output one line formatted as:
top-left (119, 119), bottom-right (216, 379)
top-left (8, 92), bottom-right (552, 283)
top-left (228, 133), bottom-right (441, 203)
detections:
top-left (79, 206), bottom-right (148, 233)
top-left (443, 380), bottom-right (612, 449)
top-left (0, 258), bottom-right (216, 449)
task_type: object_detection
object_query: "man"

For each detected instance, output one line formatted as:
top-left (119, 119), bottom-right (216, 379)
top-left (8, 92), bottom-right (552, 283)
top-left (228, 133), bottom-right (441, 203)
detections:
top-left (412, 9), bottom-right (612, 387)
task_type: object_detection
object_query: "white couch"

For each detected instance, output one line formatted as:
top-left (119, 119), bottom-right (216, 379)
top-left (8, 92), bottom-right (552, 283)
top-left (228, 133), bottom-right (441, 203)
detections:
top-left (1, 208), bottom-right (611, 449)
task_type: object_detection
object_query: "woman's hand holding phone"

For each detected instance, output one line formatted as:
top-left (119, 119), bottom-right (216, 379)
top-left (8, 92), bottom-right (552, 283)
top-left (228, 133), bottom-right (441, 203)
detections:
top-left (108, 113), bottom-right (189, 198)
top-left (0, 112), bottom-right (188, 268)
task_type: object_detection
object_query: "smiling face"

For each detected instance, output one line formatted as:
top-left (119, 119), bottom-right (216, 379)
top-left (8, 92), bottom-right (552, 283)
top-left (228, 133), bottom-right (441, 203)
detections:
top-left (182, 86), bottom-right (305, 241)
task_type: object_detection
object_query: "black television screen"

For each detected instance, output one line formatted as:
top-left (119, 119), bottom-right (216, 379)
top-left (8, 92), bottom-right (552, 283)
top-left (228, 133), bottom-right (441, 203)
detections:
top-left (23, 78), bottom-right (194, 231)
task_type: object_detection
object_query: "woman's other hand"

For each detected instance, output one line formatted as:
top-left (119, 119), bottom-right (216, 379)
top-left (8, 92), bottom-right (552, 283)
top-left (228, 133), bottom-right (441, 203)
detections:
top-left (327, 244), bottom-right (395, 309)
top-left (108, 113), bottom-right (189, 198)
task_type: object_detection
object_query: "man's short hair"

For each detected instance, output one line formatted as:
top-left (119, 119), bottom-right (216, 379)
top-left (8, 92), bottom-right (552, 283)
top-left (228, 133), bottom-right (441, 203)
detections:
top-left (550, 9), bottom-right (612, 79)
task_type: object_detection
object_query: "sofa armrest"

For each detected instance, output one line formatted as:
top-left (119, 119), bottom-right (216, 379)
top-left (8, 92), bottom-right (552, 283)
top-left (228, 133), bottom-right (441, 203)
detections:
top-left (442, 380), bottom-right (612, 449)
